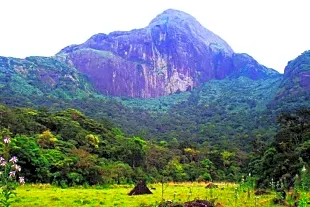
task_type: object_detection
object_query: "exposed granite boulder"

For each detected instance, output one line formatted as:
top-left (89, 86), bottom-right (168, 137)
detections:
top-left (231, 53), bottom-right (280, 80)
top-left (277, 50), bottom-right (310, 97)
top-left (58, 9), bottom-right (279, 98)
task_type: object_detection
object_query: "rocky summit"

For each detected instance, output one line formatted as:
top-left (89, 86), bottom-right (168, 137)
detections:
top-left (279, 50), bottom-right (310, 94)
top-left (57, 9), bottom-right (279, 98)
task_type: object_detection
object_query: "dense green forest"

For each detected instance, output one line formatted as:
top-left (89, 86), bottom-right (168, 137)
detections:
top-left (250, 109), bottom-right (310, 187)
top-left (0, 104), bottom-right (309, 188)
top-left (0, 50), bottom-right (310, 190)
top-left (1, 52), bottom-right (310, 154)
top-left (0, 77), bottom-right (286, 151)
top-left (0, 104), bottom-right (248, 185)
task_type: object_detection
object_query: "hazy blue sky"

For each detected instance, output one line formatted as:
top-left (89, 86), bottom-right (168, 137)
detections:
top-left (1, 0), bottom-right (309, 73)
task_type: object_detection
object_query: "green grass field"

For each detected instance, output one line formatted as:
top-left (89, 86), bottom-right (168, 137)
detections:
top-left (10, 183), bottom-right (308, 207)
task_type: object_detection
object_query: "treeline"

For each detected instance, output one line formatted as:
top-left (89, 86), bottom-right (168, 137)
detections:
top-left (1, 75), bottom-right (309, 157)
top-left (0, 77), bottom-right (284, 153)
top-left (0, 104), bottom-right (309, 187)
top-left (249, 109), bottom-right (310, 188)
top-left (0, 104), bottom-right (248, 186)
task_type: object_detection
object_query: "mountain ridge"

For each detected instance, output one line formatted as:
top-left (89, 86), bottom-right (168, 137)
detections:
top-left (2, 9), bottom-right (308, 104)
top-left (57, 9), bottom-right (279, 98)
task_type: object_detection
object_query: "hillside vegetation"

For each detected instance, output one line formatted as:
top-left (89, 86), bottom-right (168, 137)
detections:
top-left (0, 104), bottom-right (251, 185)
top-left (0, 104), bottom-right (309, 190)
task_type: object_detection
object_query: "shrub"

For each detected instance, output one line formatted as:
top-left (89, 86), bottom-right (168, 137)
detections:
top-left (0, 135), bottom-right (25, 207)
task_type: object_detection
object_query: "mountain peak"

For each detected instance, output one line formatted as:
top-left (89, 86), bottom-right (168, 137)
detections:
top-left (162, 8), bottom-right (189, 14)
top-left (148, 9), bottom-right (234, 55)
top-left (279, 50), bottom-right (310, 93)
top-left (149, 9), bottom-right (197, 25)
top-left (55, 9), bottom-right (278, 98)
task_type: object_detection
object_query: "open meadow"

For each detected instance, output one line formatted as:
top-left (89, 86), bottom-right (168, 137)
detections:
top-left (10, 182), bottom-right (308, 207)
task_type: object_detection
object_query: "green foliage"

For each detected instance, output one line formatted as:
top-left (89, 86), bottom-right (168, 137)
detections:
top-left (1, 52), bottom-right (310, 165)
top-left (0, 62), bottom-right (309, 186)
top-left (37, 130), bottom-right (57, 149)
top-left (0, 56), bottom-right (98, 104)
top-left (250, 109), bottom-right (310, 188)
top-left (0, 103), bottom-right (254, 185)
top-left (0, 135), bottom-right (25, 207)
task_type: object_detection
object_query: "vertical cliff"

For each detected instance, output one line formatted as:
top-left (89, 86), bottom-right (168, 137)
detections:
top-left (57, 9), bottom-right (279, 98)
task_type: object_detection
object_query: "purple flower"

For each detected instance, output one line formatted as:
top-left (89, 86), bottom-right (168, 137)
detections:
top-left (19, 177), bottom-right (25, 185)
top-left (0, 157), bottom-right (4, 162)
top-left (3, 137), bottom-right (10, 144)
top-left (13, 164), bottom-right (21, 172)
top-left (9, 156), bottom-right (18, 163)
top-left (1, 161), bottom-right (7, 166)
top-left (9, 171), bottom-right (15, 177)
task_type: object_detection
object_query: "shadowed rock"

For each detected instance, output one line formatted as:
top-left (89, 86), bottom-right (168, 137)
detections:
top-left (128, 181), bottom-right (152, 196)
top-left (254, 189), bottom-right (270, 195)
top-left (184, 199), bottom-right (214, 207)
top-left (205, 182), bottom-right (218, 188)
